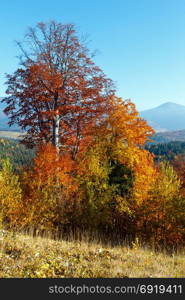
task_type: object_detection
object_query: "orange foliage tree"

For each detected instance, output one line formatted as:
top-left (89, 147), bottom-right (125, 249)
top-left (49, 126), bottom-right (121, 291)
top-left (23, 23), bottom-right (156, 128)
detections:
top-left (2, 21), bottom-right (115, 154)
top-left (74, 97), bottom-right (156, 232)
top-left (3, 21), bottom-right (184, 246)
top-left (21, 143), bottom-right (79, 229)
top-left (94, 97), bottom-right (156, 203)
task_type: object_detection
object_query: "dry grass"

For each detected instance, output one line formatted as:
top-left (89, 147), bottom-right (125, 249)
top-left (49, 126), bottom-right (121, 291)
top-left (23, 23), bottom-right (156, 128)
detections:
top-left (0, 229), bottom-right (184, 278)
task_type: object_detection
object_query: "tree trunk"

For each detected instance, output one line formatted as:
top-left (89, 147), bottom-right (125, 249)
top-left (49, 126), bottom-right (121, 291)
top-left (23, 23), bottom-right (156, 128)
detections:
top-left (52, 114), bottom-right (60, 153)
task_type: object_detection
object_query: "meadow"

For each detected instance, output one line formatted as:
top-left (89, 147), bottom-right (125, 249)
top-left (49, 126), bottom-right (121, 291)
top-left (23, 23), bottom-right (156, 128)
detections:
top-left (0, 229), bottom-right (185, 278)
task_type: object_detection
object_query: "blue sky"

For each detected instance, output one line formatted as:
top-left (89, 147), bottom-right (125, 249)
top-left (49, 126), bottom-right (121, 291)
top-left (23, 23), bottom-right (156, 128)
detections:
top-left (1, 0), bottom-right (185, 111)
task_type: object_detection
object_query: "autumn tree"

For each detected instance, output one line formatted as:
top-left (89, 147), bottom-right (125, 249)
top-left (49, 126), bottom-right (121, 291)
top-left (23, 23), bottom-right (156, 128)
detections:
top-left (92, 97), bottom-right (156, 204)
top-left (172, 154), bottom-right (185, 195)
top-left (75, 97), bottom-right (155, 231)
top-left (2, 21), bottom-right (115, 154)
top-left (0, 159), bottom-right (22, 228)
top-left (135, 161), bottom-right (185, 246)
top-left (21, 143), bottom-right (78, 230)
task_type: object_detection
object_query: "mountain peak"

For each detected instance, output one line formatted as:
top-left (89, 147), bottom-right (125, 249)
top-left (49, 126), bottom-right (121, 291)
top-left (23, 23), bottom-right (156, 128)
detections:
top-left (159, 101), bottom-right (176, 106)
top-left (140, 101), bottom-right (185, 131)
top-left (158, 102), bottom-right (185, 109)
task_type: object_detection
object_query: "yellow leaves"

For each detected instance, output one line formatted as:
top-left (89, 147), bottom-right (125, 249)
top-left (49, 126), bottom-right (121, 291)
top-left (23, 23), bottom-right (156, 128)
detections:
top-left (107, 97), bottom-right (154, 147)
top-left (114, 195), bottom-right (132, 215)
top-left (132, 149), bottom-right (156, 204)
top-left (134, 160), bottom-right (185, 246)
top-left (0, 159), bottom-right (23, 227)
top-left (152, 162), bottom-right (180, 202)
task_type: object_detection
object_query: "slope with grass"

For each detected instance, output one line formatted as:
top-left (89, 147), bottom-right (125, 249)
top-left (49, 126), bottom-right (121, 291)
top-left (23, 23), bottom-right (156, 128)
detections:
top-left (0, 230), bottom-right (184, 278)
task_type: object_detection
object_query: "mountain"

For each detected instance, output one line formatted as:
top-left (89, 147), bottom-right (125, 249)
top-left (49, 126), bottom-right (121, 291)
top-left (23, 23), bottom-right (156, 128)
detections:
top-left (140, 102), bottom-right (185, 132)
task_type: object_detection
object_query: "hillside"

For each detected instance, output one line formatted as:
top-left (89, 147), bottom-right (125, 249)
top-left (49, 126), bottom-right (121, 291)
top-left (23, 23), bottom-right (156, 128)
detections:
top-left (152, 129), bottom-right (185, 143)
top-left (0, 138), bottom-right (35, 170)
top-left (0, 230), bottom-right (184, 278)
top-left (145, 141), bottom-right (185, 161)
top-left (140, 102), bottom-right (185, 132)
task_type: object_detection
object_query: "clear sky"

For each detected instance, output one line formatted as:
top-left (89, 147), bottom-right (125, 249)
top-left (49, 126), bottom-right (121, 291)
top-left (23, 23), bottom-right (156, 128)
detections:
top-left (1, 0), bottom-right (185, 111)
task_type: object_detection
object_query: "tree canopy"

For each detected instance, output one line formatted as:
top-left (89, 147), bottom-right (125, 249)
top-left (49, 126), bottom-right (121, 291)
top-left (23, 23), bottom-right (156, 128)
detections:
top-left (2, 21), bottom-right (115, 153)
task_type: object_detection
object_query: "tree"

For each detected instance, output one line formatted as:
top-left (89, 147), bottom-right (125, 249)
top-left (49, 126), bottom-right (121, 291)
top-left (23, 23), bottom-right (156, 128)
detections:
top-left (0, 159), bottom-right (22, 228)
top-left (2, 21), bottom-right (115, 153)
top-left (135, 161), bottom-right (184, 246)
top-left (75, 97), bottom-right (155, 230)
top-left (21, 143), bottom-right (77, 229)
top-left (172, 154), bottom-right (185, 195)
top-left (92, 97), bottom-right (155, 203)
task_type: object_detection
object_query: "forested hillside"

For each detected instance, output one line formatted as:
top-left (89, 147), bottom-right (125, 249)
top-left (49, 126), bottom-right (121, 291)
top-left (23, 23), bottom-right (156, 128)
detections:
top-left (146, 141), bottom-right (185, 161)
top-left (0, 138), bottom-right (35, 170)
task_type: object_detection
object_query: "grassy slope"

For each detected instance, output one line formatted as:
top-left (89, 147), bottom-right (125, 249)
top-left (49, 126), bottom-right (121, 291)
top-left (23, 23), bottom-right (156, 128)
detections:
top-left (0, 230), bottom-right (184, 278)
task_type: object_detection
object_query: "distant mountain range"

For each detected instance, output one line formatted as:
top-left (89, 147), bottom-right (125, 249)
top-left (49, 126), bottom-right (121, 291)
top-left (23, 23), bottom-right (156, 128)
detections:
top-left (139, 102), bottom-right (185, 143)
top-left (140, 102), bottom-right (185, 132)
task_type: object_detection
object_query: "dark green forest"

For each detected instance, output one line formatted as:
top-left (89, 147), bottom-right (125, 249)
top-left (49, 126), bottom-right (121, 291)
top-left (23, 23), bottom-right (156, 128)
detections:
top-left (0, 138), bottom-right (35, 171)
top-left (1, 138), bottom-right (185, 169)
top-left (145, 141), bottom-right (185, 161)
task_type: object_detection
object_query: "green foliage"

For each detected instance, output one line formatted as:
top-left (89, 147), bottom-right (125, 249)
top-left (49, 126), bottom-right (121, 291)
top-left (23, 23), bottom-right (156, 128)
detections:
top-left (146, 141), bottom-right (185, 162)
top-left (108, 160), bottom-right (134, 197)
top-left (0, 138), bottom-right (35, 171)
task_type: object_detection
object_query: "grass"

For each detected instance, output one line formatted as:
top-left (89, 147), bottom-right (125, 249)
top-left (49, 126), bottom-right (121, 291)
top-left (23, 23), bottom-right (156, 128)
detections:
top-left (0, 229), bottom-right (185, 278)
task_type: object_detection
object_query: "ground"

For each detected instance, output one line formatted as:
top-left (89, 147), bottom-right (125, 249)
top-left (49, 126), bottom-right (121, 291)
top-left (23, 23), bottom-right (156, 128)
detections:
top-left (0, 230), bottom-right (184, 278)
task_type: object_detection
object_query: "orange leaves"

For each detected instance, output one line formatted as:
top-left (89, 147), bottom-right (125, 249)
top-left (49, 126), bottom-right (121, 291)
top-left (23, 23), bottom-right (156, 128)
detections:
top-left (19, 144), bottom-right (79, 229)
top-left (2, 21), bottom-right (115, 151)
top-left (107, 97), bottom-right (154, 147)
top-left (33, 143), bottom-right (76, 189)
top-left (1, 93), bottom-right (185, 247)
top-left (94, 96), bottom-right (156, 204)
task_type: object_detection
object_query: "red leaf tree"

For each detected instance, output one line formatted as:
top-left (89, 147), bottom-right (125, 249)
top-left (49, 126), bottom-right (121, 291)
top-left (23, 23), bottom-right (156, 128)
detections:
top-left (2, 21), bottom-right (115, 155)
